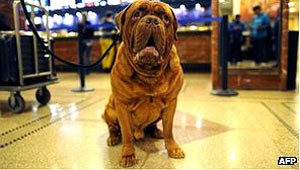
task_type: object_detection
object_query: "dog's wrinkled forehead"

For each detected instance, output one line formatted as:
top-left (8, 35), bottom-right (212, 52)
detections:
top-left (116, 0), bottom-right (177, 32)
top-left (123, 1), bottom-right (172, 23)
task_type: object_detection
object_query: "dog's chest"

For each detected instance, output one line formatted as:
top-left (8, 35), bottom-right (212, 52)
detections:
top-left (129, 96), bottom-right (165, 127)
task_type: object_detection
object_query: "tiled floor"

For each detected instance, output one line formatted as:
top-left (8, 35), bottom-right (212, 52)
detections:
top-left (0, 73), bottom-right (298, 169)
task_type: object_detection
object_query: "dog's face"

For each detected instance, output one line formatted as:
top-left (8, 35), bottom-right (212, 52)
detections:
top-left (116, 0), bottom-right (178, 76)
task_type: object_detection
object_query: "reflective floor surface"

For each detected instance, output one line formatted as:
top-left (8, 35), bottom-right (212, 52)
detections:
top-left (0, 73), bottom-right (298, 169)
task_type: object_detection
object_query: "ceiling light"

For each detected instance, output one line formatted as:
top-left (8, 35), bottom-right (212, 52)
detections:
top-left (289, 7), bottom-right (296, 13)
top-left (288, 2), bottom-right (295, 7)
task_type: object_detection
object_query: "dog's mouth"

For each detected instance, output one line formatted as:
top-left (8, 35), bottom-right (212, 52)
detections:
top-left (146, 36), bottom-right (155, 47)
top-left (133, 36), bottom-right (163, 72)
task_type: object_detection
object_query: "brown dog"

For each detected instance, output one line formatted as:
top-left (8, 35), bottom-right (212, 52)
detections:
top-left (102, 0), bottom-right (184, 167)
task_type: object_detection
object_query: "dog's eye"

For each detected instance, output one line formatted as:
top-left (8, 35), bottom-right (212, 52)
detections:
top-left (133, 11), bottom-right (142, 19)
top-left (162, 14), bottom-right (170, 23)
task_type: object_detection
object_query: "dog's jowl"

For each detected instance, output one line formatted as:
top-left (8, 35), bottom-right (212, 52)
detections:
top-left (102, 0), bottom-right (185, 167)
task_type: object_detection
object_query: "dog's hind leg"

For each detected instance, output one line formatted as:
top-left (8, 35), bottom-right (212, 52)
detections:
top-left (145, 121), bottom-right (164, 139)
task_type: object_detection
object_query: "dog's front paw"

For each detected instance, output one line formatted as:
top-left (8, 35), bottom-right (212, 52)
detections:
top-left (120, 154), bottom-right (138, 167)
top-left (167, 147), bottom-right (185, 159)
top-left (107, 136), bottom-right (121, 146)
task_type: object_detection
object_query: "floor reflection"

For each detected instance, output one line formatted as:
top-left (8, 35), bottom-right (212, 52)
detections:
top-left (0, 73), bottom-right (298, 169)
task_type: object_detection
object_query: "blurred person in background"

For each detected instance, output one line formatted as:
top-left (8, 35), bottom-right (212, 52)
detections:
top-left (251, 5), bottom-right (271, 66)
top-left (228, 15), bottom-right (246, 66)
top-left (78, 12), bottom-right (94, 75)
top-left (99, 11), bottom-right (117, 72)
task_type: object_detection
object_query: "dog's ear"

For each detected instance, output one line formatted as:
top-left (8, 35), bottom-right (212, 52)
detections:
top-left (170, 7), bottom-right (178, 41)
top-left (115, 3), bottom-right (133, 38)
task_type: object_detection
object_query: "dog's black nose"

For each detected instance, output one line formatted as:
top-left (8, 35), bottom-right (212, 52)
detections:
top-left (145, 16), bottom-right (159, 25)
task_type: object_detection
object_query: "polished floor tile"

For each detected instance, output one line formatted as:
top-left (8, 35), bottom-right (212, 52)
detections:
top-left (0, 73), bottom-right (298, 169)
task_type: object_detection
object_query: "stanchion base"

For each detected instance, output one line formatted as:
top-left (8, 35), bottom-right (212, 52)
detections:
top-left (211, 89), bottom-right (239, 96)
top-left (72, 87), bottom-right (95, 93)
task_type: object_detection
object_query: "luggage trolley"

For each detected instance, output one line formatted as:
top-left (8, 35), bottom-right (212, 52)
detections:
top-left (0, 1), bottom-right (58, 113)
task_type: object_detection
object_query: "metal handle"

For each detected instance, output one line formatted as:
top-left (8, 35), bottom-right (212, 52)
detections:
top-left (13, 0), bottom-right (52, 85)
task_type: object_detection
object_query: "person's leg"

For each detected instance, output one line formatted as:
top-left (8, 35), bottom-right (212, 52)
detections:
top-left (252, 38), bottom-right (260, 64)
top-left (85, 44), bottom-right (92, 64)
top-left (233, 40), bottom-right (242, 64)
top-left (261, 37), bottom-right (268, 63)
top-left (85, 44), bottom-right (92, 74)
top-left (258, 38), bottom-right (267, 64)
top-left (236, 43), bottom-right (242, 63)
top-left (79, 43), bottom-right (87, 74)
top-left (229, 43), bottom-right (234, 64)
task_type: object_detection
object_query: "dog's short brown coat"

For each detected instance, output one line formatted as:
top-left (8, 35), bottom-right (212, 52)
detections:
top-left (102, 0), bottom-right (185, 167)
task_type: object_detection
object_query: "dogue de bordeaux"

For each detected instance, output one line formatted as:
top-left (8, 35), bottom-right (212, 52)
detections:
top-left (102, 0), bottom-right (185, 167)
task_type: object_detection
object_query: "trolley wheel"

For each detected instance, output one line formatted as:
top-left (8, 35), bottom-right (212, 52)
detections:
top-left (36, 87), bottom-right (51, 105)
top-left (8, 92), bottom-right (25, 113)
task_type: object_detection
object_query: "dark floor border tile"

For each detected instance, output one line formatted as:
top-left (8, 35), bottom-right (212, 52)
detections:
top-left (261, 102), bottom-right (298, 138)
top-left (0, 97), bottom-right (104, 150)
top-left (0, 99), bottom-right (86, 138)
top-left (281, 102), bottom-right (297, 114)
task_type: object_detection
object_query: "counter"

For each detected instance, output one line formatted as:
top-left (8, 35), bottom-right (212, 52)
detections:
top-left (176, 28), bottom-right (211, 64)
top-left (52, 28), bottom-right (212, 71)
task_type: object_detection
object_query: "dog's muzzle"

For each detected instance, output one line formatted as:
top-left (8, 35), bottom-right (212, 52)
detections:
top-left (134, 46), bottom-right (163, 71)
top-left (132, 15), bottom-right (166, 72)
